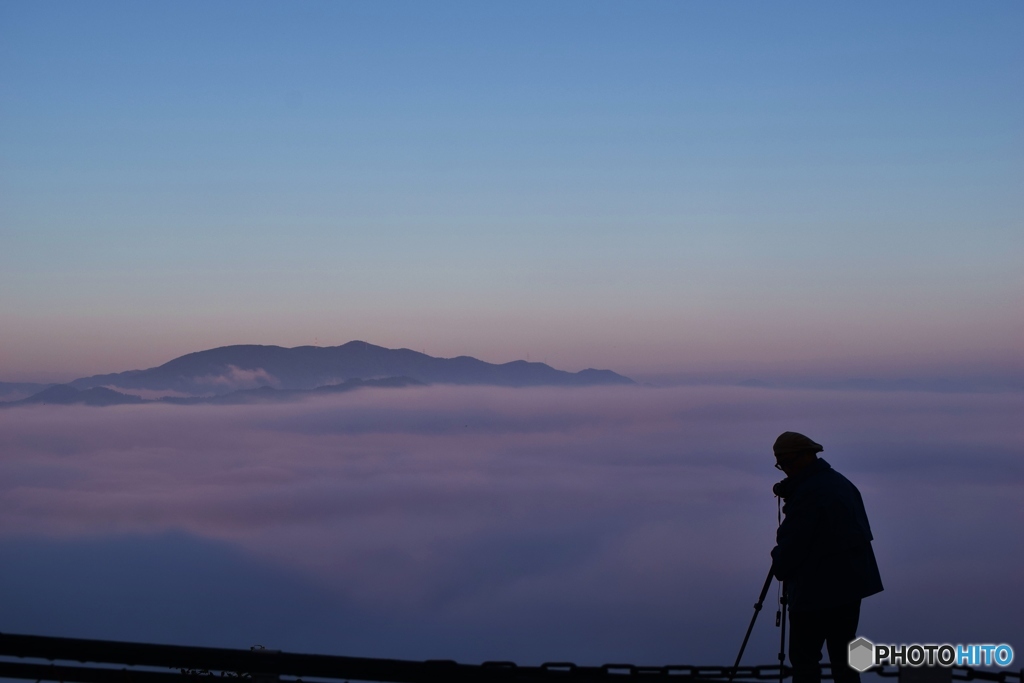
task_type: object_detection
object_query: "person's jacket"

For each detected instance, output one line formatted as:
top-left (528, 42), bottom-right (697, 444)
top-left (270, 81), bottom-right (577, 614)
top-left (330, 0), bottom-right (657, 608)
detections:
top-left (771, 458), bottom-right (883, 611)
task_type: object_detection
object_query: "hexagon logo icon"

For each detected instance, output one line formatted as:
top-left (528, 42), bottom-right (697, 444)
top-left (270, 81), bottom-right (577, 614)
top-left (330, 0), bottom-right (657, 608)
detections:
top-left (848, 637), bottom-right (875, 672)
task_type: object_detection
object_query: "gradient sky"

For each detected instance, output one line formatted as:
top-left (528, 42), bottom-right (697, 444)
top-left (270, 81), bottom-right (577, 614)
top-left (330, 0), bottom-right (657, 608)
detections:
top-left (1, 1), bottom-right (1022, 381)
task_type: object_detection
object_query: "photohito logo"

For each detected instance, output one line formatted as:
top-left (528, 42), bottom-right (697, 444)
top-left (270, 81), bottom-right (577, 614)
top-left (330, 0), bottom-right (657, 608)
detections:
top-left (847, 638), bottom-right (1015, 672)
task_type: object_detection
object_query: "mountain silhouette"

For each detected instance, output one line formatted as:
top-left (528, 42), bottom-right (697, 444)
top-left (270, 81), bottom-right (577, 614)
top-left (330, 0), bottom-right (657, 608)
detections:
top-left (66, 341), bottom-right (634, 396)
top-left (0, 381), bottom-right (56, 401)
top-left (3, 377), bottom-right (429, 408)
top-left (162, 376), bottom-right (426, 405)
top-left (14, 384), bottom-right (145, 407)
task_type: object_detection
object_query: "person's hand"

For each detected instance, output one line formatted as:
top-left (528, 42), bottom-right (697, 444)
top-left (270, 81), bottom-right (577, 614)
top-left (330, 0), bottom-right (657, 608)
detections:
top-left (773, 478), bottom-right (794, 499)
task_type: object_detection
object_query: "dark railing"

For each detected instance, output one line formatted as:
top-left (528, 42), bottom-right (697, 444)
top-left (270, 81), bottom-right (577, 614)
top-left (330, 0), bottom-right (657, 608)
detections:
top-left (0, 633), bottom-right (1020, 683)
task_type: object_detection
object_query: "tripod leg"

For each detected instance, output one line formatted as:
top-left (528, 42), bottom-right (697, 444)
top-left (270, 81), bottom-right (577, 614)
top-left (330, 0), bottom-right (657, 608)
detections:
top-left (729, 566), bottom-right (776, 682)
top-left (778, 583), bottom-right (787, 683)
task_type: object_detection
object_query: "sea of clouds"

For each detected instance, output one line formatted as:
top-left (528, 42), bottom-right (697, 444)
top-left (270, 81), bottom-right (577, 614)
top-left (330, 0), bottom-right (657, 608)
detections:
top-left (0, 385), bottom-right (1020, 665)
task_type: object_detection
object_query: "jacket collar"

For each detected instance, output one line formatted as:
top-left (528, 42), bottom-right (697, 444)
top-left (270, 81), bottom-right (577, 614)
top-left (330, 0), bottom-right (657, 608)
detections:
top-left (790, 456), bottom-right (831, 484)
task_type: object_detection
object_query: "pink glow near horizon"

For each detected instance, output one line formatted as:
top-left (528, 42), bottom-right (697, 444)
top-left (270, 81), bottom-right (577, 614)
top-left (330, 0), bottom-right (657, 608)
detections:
top-left (1, 292), bottom-right (1022, 382)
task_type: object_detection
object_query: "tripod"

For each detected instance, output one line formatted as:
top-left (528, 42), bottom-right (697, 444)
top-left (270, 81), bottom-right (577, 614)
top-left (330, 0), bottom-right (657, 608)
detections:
top-left (729, 565), bottom-right (787, 683)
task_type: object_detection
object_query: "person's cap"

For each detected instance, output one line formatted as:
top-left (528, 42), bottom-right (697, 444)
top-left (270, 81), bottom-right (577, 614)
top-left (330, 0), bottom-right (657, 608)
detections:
top-left (773, 431), bottom-right (823, 456)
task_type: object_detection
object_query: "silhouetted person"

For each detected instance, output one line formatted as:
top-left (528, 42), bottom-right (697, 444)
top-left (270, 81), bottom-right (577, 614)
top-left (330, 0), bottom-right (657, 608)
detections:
top-left (770, 432), bottom-right (883, 683)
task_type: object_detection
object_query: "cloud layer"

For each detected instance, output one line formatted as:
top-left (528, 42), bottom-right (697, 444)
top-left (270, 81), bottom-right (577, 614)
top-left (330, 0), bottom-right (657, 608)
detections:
top-left (0, 386), bottom-right (1021, 664)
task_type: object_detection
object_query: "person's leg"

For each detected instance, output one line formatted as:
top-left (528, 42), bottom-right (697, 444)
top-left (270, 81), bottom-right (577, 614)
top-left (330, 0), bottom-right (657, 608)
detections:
top-left (824, 601), bottom-right (862, 683)
top-left (789, 609), bottom-right (826, 683)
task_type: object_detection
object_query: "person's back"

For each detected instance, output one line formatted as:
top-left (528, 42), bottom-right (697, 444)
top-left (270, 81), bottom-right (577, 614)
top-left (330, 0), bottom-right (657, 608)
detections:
top-left (770, 432), bottom-right (883, 683)
top-left (773, 458), bottom-right (882, 610)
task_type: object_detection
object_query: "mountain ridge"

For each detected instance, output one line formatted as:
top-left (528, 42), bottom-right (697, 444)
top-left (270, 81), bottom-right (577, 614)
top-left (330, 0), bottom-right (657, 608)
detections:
top-left (63, 341), bottom-right (634, 396)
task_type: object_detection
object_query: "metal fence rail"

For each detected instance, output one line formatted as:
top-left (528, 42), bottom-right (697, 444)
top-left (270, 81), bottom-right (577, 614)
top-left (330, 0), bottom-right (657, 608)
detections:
top-left (1, 633), bottom-right (1020, 683)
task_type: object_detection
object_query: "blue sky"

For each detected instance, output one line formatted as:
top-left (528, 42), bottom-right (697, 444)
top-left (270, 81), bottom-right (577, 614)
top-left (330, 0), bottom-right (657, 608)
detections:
top-left (1, 1), bottom-right (1021, 380)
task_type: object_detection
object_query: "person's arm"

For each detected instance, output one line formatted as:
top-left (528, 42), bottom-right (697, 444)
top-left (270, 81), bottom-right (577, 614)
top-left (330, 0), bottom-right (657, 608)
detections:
top-left (771, 494), bottom-right (819, 581)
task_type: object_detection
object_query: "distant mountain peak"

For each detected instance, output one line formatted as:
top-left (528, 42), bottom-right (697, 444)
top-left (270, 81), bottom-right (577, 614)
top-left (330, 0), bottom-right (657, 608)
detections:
top-left (13, 384), bottom-right (145, 407)
top-left (62, 343), bottom-right (633, 397)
